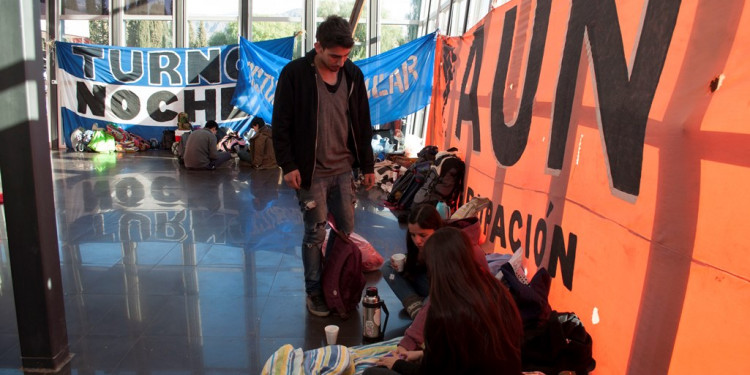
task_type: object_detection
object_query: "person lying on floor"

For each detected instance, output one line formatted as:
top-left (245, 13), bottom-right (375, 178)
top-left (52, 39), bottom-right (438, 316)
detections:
top-left (381, 203), bottom-right (488, 319)
top-left (365, 227), bottom-right (524, 375)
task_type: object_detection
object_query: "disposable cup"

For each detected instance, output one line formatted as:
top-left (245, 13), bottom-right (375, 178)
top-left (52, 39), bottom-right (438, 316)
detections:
top-left (325, 325), bottom-right (339, 345)
top-left (391, 253), bottom-right (406, 273)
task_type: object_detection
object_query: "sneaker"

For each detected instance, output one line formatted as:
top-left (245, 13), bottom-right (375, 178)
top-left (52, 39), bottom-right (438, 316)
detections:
top-left (306, 294), bottom-right (331, 317)
top-left (406, 300), bottom-right (423, 320)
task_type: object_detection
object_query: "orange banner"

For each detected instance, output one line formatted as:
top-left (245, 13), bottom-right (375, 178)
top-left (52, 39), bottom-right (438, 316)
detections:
top-left (428, 0), bottom-right (750, 373)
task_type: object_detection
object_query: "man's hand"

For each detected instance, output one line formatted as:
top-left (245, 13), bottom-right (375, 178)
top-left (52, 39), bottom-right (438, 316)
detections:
top-left (363, 173), bottom-right (376, 190)
top-left (284, 170), bottom-right (301, 190)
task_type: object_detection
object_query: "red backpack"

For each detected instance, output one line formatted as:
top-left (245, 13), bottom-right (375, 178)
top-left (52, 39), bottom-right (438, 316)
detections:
top-left (321, 227), bottom-right (366, 319)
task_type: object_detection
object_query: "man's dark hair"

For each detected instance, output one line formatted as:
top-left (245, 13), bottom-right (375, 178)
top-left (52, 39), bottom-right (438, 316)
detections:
top-left (204, 120), bottom-right (219, 129)
top-left (250, 116), bottom-right (265, 128)
top-left (316, 15), bottom-right (354, 49)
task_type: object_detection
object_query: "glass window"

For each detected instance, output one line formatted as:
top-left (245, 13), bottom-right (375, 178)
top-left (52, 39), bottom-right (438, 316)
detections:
top-left (187, 0), bottom-right (238, 18)
top-left (381, 0), bottom-right (422, 21)
top-left (427, 18), bottom-right (436, 34)
top-left (351, 22), bottom-right (367, 61)
top-left (492, 0), bottom-right (512, 7)
top-left (438, 5), bottom-right (450, 34)
top-left (467, 0), bottom-right (491, 29)
top-left (62, 0), bottom-right (109, 15)
top-left (252, 22), bottom-right (301, 42)
top-left (380, 24), bottom-right (419, 52)
top-left (317, 0), bottom-right (355, 19)
top-left (252, 1), bottom-right (303, 17)
top-left (124, 0), bottom-right (173, 16)
top-left (189, 20), bottom-right (238, 47)
top-left (430, 0), bottom-right (440, 17)
top-left (450, 0), bottom-right (467, 35)
top-left (313, 1), bottom-right (368, 59)
top-left (252, 22), bottom-right (303, 59)
top-left (61, 19), bottom-right (110, 45)
top-left (125, 20), bottom-right (174, 47)
top-left (186, 0), bottom-right (239, 48)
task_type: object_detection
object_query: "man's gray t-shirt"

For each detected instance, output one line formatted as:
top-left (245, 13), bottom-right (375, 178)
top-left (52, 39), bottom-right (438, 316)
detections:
top-left (314, 70), bottom-right (354, 178)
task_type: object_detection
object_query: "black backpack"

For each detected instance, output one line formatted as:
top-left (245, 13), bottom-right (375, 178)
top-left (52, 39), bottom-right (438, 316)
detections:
top-left (386, 161), bottom-right (432, 207)
top-left (522, 311), bottom-right (596, 374)
top-left (416, 145), bottom-right (439, 162)
top-left (384, 145), bottom-right (442, 220)
top-left (413, 151), bottom-right (466, 210)
top-left (162, 130), bottom-right (176, 150)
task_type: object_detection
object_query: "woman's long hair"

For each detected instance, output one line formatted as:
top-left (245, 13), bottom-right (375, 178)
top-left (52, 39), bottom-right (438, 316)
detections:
top-left (404, 203), bottom-right (443, 277)
top-left (421, 227), bottom-right (523, 374)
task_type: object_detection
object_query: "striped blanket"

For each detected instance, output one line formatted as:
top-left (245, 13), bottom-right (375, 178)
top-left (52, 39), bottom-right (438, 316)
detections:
top-left (261, 337), bottom-right (401, 375)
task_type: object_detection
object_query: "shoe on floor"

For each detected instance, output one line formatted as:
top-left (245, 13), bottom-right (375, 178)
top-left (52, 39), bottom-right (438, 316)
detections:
top-left (306, 293), bottom-right (331, 317)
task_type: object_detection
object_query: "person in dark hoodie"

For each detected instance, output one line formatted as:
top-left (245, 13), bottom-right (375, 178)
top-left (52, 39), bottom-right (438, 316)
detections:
top-left (272, 15), bottom-right (375, 317)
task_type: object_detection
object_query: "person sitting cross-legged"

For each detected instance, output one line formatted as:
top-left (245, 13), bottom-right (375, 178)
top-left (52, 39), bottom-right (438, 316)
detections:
top-left (183, 120), bottom-right (232, 170)
top-left (238, 116), bottom-right (278, 169)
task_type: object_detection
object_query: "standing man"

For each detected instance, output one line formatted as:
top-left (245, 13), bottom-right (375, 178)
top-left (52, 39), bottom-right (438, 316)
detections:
top-left (183, 120), bottom-right (232, 170)
top-left (273, 15), bottom-right (375, 317)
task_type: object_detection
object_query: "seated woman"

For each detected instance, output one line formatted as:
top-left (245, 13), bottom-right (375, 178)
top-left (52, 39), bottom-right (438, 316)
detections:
top-left (382, 203), bottom-right (488, 320)
top-left (365, 227), bottom-right (524, 375)
top-left (381, 204), bottom-right (443, 319)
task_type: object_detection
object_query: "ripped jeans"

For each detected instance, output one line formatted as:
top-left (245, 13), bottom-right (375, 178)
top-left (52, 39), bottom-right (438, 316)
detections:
top-left (297, 172), bottom-right (355, 294)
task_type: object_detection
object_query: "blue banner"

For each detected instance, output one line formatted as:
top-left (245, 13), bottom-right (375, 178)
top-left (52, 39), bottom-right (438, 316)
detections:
top-left (254, 36), bottom-right (296, 60)
top-left (231, 32), bottom-right (436, 126)
top-left (55, 37), bottom-right (295, 149)
top-left (358, 32), bottom-right (436, 125)
top-left (231, 37), bottom-right (289, 123)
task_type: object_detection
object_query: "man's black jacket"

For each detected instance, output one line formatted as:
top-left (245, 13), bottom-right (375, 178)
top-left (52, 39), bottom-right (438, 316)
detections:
top-left (272, 49), bottom-right (375, 190)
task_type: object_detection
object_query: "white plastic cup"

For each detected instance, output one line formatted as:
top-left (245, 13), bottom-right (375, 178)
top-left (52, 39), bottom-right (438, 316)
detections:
top-left (391, 253), bottom-right (406, 273)
top-left (325, 325), bottom-right (339, 345)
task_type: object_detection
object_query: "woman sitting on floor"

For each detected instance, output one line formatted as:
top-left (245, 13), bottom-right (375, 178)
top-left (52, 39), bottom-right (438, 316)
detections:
top-left (381, 204), bottom-right (443, 319)
top-left (365, 227), bottom-right (524, 375)
top-left (382, 203), bottom-right (488, 320)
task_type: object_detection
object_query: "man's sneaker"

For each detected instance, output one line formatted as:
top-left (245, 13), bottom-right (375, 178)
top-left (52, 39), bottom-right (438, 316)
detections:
top-left (306, 293), bottom-right (331, 317)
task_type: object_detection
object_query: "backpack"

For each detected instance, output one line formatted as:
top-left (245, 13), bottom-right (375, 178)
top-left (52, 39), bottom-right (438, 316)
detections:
top-left (162, 130), bottom-right (176, 150)
top-left (413, 151), bottom-right (466, 211)
top-left (218, 131), bottom-right (247, 153)
top-left (521, 310), bottom-right (596, 374)
top-left (451, 196), bottom-right (492, 220)
top-left (70, 127), bottom-right (86, 152)
top-left (416, 145), bottom-right (439, 162)
top-left (321, 228), bottom-right (366, 319)
top-left (386, 160), bottom-right (432, 206)
top-left (323, 230), bottom-right (384, 272)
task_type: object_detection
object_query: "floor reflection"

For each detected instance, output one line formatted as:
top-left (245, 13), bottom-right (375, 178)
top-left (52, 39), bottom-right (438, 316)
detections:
top-left (0, 150), bottom-right (411, 374)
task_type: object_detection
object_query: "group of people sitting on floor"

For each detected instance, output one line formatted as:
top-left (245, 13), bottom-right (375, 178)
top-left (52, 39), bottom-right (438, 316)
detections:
top-left (177, 114), bottom-right (277, 171)
top-left (364, 203), bottom-right (524, 375)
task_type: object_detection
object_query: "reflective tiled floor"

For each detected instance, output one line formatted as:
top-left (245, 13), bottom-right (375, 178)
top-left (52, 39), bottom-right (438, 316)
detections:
top-left (0, 150), bottom-right (412, 374)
